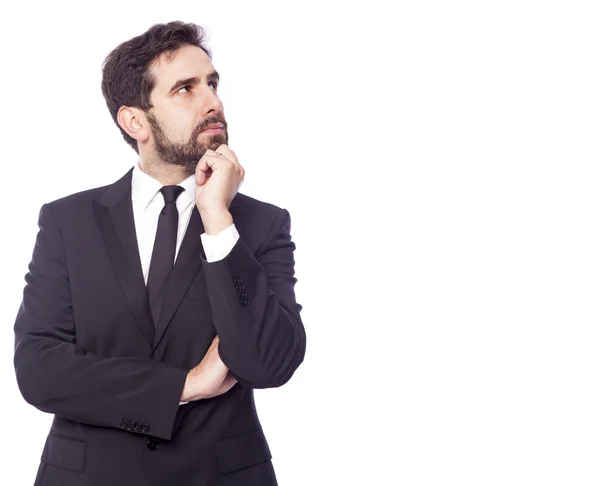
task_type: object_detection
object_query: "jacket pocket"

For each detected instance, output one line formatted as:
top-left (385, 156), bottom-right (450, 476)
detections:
top-left (41, 433), bottom-right (87, 473)
top-left (216, 429), bottom-right (272, 474)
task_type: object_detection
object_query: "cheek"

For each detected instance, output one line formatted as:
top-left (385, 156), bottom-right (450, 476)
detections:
top-left (164, 114), bottom-right (195, 140)
top-left (155, 102), bottom-right (194, 130)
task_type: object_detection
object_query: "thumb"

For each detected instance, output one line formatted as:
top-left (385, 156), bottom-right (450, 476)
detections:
top-left (219, 373), bottom-right (238, 393)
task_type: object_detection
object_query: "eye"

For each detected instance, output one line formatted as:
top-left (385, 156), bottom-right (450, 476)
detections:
top-left (178, 85), bottom-right (192, 93)
top-left (209, 80), bottom-right (219, 90)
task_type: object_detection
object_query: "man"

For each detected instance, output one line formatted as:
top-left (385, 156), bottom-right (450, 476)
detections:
top-left (13, 21), bottom-right (305, 486)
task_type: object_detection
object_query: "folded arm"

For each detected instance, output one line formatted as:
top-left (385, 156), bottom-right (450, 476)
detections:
top-left (200, 207), bottom-right (306, 389)
top-left (13, 203), bottom-right (188, 441)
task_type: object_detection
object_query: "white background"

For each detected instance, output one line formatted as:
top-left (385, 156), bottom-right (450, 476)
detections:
top-left (1, 1), bottom-right (599, 485)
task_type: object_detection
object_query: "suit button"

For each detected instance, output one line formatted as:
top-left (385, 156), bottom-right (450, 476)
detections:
top-left (135, 422), bottom-right (142, 432)
top-left (142, 423), bottom-right (150, 433)
top-left (147, 438), bottom-right (159, 451)
top-left (242, 299), bottom-right (250, 307)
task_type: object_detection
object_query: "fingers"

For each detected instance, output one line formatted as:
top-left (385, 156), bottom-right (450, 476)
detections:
top-left (207, 336), bottom-right (221, 357)
top-left (195, 149), bottom-right (219, 174)
top-left (195, 151), bottom-right (222, 187)
top-left (195, 157), bottom-right (209, 186)
top-left (206, 146), bottom-right (241, 173)
top-left (218, 373), bottom-right (238, 395)
top-left (197, 146), bottom-right (243, 176)
top-left (203, 149), bottom-right (224, 168)
top-left (198, 335), bottom-right (219, 362)
top-left (214, 144), bottom-right (237, 163)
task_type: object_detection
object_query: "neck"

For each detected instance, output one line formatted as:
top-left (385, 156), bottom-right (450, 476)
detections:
top-left (138, 157), bottom-right (194, 185)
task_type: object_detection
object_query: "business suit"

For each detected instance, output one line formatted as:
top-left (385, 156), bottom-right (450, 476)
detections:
top-left (13, 167), bottom-right (306, 485)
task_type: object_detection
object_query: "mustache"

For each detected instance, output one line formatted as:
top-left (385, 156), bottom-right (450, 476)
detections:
top-left (192, 116), bottom-right (228, 138)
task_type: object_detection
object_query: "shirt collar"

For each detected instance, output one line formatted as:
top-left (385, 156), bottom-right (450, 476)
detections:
top-left (131, 162), bottom-right (196, 211)
top-left (178, 171), bottom-right (197, 208)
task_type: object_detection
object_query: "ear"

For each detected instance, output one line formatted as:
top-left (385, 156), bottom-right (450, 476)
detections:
top-left (117, 106), bottom-right (150, 143)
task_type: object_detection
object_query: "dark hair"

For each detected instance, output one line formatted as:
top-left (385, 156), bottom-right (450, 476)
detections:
top-left (101, 21), bottom-right (212, 153)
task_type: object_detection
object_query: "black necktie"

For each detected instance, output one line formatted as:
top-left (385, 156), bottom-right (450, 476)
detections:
top-left (147, 185), bottom-right (185, 327)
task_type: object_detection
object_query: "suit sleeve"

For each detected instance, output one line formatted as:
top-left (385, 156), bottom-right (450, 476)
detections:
top-left (13, 203), bottom-right (188, 441)
top-left (201, 208), bottom-right (306, 388)
top-left (201, 223), bottom-right (239, 262)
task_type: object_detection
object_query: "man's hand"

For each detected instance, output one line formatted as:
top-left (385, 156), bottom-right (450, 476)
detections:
top-left (195, 144), bottom-right (244, 215)
top-left (195, 144), bottom-right (244, 235)
top-left (181, 336), bottom-right (237, 401)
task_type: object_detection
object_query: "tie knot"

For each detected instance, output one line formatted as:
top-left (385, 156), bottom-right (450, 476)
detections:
top-left (160, 185), bottom-right (184, 204)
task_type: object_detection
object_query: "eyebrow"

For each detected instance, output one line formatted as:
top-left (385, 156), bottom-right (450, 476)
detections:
top-left (169, 71), bottom-right (220, 93)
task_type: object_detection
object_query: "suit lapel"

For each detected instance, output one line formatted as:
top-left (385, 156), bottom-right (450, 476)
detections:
top-left (152, 208), bottom-right (206, 351)
top-left (93, 169), bottom-right (155, 349)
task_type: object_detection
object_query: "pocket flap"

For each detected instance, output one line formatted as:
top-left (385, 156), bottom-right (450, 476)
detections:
top-left (41, 433), bottom-right (86, 473)
top-left (216, 429), bottom-right (272, 473)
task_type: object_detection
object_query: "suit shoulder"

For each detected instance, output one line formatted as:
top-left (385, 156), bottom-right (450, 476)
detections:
top-left (43, 184), bottom-right (112, 212)
top-left (232, 192), bottom-right (293, 239)
top-left (233, 192), bottom-right (285, 217)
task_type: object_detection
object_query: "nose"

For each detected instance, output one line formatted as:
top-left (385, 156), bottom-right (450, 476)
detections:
top-left (200, 85), bottom-right (223, 116)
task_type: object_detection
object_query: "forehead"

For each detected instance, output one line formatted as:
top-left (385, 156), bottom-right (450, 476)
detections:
top-left (150, 44), bottom-right (214, 92)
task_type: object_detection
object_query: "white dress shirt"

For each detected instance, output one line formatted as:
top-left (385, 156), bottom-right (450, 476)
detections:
top-left (131, 162), bottom-right (240, 279)
top-left (131, 162), bottom-right (239, 405)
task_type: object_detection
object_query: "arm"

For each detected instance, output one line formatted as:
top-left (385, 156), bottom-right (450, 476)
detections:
top-left (13, 203), bottom-right (188, 441)
top-left (200, 207), bottom-right (306, 389)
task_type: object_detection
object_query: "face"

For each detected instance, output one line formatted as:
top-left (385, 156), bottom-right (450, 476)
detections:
top-left (144, 44), bottom-right (228, 171)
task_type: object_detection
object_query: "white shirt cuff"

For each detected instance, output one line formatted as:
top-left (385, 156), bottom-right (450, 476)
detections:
top-left (200, 224), bottom-right (239, 262)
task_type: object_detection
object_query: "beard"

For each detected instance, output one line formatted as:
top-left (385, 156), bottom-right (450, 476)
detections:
top-left (146, 112), bottom-right (229, 174)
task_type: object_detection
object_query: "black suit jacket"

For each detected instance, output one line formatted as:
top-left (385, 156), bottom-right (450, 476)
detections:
top-left (13, 168), bottom-right (306, 486)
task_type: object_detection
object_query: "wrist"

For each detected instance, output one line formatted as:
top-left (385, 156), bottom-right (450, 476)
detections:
top-left (198, 209), bottom-right (233, 235)
top-left (182, 368), bottom-right (205, 402)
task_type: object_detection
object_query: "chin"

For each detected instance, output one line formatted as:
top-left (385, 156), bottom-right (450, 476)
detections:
top-left (206, 133), bottom-right (228, 150)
